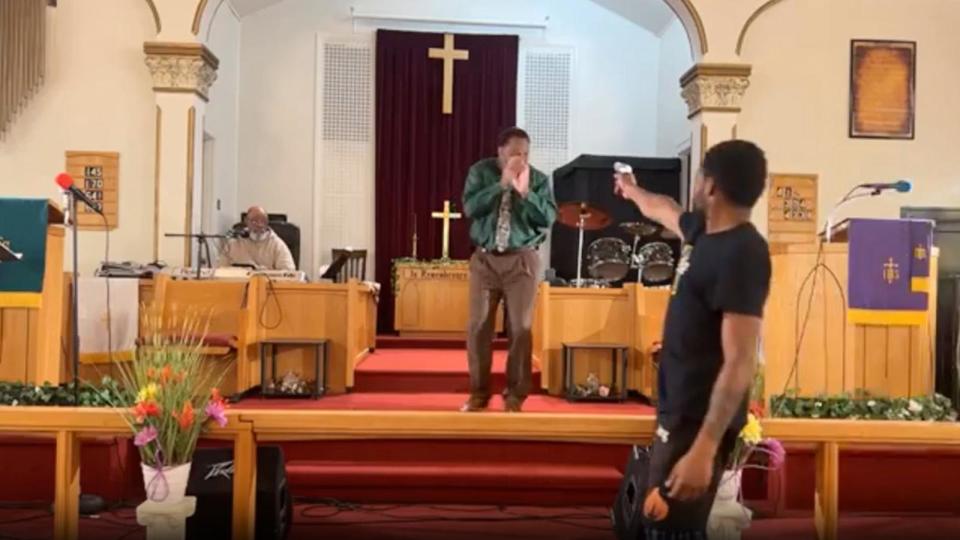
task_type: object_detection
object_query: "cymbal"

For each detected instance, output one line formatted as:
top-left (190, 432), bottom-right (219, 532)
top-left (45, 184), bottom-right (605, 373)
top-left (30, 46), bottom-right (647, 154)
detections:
top-left (557, 202), bottom-right (611, 231)
top-left (659, 228), bottom-right (679, 240)
top-left (620, 221), bottom-right (658, 238)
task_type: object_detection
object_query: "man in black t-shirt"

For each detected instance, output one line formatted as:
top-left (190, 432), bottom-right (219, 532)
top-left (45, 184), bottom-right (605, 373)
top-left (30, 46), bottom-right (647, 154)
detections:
top-left (614, 140), bottom-right (771, 538)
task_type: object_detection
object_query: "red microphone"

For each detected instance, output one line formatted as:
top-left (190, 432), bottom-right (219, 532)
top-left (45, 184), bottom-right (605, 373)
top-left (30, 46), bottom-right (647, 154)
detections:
top-left (55, 172), bottom-right (103, 214)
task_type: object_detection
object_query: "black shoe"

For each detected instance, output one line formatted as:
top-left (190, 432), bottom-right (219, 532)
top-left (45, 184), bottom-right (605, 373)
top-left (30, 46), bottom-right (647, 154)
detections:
top-left (460, 396), bottom-right (489, 412)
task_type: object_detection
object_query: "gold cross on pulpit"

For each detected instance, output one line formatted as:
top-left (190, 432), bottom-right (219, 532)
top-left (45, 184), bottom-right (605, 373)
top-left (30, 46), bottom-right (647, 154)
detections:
top-left (431, 200), bottom-right (462, 259)
top-left (428, 34), bottom-right (469, 115)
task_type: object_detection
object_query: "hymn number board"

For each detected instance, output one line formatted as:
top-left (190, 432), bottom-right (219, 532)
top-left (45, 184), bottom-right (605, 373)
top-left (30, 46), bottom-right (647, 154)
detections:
top-left (768, 173), bottom-right (818, 245)
top-left (65, 151), bottom-right (119, 230)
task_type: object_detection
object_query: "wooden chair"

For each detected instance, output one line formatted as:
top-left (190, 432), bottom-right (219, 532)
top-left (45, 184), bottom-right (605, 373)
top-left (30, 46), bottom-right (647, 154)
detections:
top-left (330, 249), bottom-right (367, 283)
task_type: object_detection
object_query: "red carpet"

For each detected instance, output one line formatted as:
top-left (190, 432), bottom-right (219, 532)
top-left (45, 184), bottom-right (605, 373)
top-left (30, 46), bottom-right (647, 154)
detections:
top-left (238, 393), bottom-right (651, 414)
top-left (352, 349), bottom-right (541, 394)
top-left (376, 335), bottom-right (509, 350)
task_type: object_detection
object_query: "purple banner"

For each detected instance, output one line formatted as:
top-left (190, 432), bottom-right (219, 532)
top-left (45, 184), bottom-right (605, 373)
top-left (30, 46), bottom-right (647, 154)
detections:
top-left (848, 218), bottom-right (933, 315)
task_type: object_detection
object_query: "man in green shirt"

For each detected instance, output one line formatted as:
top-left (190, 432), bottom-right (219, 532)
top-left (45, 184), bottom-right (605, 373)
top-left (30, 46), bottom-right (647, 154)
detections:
top-left (460, 127), bottom-right (557, 413)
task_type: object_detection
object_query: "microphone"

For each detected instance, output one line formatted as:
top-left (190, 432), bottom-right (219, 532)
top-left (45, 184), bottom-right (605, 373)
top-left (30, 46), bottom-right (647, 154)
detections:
top-left (226, 227), bottom-right (251, 239)
top-left (858, 179), bottom-right (911, 193)
top-left (55, 173), bottom-right (103, 214)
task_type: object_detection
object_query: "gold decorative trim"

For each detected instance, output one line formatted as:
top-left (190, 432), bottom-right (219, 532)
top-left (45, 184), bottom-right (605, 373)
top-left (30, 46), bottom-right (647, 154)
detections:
top-left (143, 42), bottom-right (220, 70)
top-left (153, 106), bottom-right (161, 261)
top-left (700, 124), bottom-right (708, 164)
top-left (679, 63), bottom-right (752, 88)
top-left (143, 0), bottom-right (161, 33)
top-left (664, 0), bottom-right (708, 57)
top-left (192, 0), bottom-right (209, 35)
top-left (736, 0), bottom-right (787, 55)
top-left (185, 107), bottom-right (196, 265)
top-left (143, 42), bottom-right (219, 101)
top-left (680, 63), bottom-right (752, 118)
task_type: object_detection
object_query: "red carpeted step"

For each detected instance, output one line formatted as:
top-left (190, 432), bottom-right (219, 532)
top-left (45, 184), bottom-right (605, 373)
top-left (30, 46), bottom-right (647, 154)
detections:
top-left (376, 335), bottom-right (509, 350)
top-left (285, 460), bottom-right (622, 506)
top-left (353, 349), bottom-right (541, 394)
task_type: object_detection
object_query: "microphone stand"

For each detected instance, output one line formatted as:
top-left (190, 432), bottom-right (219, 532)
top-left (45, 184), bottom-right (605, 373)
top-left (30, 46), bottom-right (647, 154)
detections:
top-left (822, 186), bottom-right (881, 243)
top-left (63, 193), bottom-right (107, 516)
top-left (68, 194), bottom-right (80, 405)
top-left (164, 232), bottom-right (229, 278)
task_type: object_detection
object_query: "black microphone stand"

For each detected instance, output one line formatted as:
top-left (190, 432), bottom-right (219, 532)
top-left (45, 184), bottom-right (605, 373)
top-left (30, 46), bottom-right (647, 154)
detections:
top-left (164, 232), bottom-right (229, 278)
top-left (67, 194), bottom-right (80, 405)
top-left (63, 193), bottom-right (108, 516)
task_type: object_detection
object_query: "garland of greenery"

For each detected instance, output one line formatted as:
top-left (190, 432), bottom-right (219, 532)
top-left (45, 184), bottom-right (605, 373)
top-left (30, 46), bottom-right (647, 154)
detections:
top-left (390, 257), bottom-right (466, 296)
top-left (0, 378), bottom-right (130, 408)
top-left (769, 392), bottom-right (957, 422)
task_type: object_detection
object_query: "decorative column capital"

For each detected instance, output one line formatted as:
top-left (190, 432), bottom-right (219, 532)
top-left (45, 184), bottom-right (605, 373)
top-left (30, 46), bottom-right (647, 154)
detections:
top-left (143, 42), bottom-right (220, 101)
top-left (680, 63), bottom-right (752, 118)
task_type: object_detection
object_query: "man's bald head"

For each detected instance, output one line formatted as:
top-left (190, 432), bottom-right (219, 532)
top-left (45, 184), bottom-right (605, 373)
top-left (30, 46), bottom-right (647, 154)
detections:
top-left (245, 206), bottom-right (269, 235)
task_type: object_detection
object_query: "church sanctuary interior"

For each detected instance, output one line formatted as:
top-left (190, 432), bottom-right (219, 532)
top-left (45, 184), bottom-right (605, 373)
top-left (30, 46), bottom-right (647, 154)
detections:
top-left (3, 0), bottom-right (960, 539)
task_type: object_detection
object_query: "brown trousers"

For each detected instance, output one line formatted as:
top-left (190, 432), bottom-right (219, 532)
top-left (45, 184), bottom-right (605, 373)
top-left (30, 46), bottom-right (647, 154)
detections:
top-left (466, 247), bottom-right (540, 402)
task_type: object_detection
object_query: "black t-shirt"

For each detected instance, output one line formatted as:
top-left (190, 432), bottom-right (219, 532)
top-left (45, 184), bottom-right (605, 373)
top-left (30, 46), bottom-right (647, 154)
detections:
top-left (657, 211), bottom-right (771, 434)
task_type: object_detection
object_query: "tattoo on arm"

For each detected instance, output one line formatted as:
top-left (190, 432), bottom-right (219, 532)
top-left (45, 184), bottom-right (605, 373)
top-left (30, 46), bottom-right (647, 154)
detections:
top-left (697, 314), bottom-right (761, 447)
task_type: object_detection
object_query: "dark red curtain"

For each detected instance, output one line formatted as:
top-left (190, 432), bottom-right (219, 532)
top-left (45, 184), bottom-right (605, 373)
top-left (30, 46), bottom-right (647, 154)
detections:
top-left (375, 30), bottom-right (518, 333)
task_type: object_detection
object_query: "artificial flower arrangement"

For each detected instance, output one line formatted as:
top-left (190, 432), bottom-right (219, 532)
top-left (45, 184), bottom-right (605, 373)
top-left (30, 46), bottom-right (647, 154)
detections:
top-left (726, 371), bottom-right (786, 480)
top-left (115, 313), bottom-right (230, 503)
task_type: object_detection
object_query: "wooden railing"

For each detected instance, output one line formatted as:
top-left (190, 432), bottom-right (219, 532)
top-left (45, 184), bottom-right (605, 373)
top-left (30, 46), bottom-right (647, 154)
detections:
top-left (2, 407), bottom-right (959, 540)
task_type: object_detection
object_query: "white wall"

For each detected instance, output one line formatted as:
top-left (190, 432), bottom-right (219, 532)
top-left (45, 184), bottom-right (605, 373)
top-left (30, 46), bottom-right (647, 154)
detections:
top-left (237, 0), bottom-right (681, 275)
top-left (739, 0), bottom-right (960, 236)
top-left (656, 18), bottom-right (693, 157)
top-left (204, 1), bottom-right (242, 235)
top-left (0, 0), bottom-right (157, 274)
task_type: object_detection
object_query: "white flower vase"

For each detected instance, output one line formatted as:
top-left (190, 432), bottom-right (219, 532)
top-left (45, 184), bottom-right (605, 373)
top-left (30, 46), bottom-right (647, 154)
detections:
top-left (707, 469), bottom-right (753, 540)
top-left (142, 462), bottom-right (192, 504)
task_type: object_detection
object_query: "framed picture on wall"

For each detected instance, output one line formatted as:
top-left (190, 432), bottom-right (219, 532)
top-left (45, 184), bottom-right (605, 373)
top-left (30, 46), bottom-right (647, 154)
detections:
top-left (849, 39), bottom-right (916, 139)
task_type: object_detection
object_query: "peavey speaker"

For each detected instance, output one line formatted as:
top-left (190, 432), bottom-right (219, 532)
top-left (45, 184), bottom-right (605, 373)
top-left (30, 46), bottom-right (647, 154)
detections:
top-left (185, 446), bottom-right (292, 540)
top-left (611, 445), bottom-right (650, 540)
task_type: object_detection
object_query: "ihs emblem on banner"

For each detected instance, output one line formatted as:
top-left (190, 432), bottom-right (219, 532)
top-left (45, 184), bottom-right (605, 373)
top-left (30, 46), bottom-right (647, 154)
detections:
top-left (883, 257), bottom-right (900, 285)
top-left (914, 244), bottom-right (927, 260)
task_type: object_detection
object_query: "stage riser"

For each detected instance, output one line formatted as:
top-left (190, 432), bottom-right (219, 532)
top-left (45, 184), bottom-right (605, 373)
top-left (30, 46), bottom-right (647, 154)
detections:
top-left (2, 437), bottom-right (960, 515)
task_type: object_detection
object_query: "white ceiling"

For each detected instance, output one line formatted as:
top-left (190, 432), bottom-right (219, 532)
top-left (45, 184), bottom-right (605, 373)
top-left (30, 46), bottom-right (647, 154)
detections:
top-left (229, 0), bottom-right (284, 17)
top-left (227, 0), bottom-right (677, 36)
top-left (588, 0), bottom-right (676, 36)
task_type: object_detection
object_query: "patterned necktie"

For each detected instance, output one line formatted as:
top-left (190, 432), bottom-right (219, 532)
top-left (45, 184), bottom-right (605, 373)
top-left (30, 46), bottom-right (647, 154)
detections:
top-left (495, 188), bottom-right (512, 252)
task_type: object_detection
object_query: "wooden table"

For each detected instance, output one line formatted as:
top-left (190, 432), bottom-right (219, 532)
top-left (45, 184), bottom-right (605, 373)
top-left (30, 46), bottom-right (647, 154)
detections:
top-left (393, 260), bottom-right (502, 337)
top-left (28, 274), bottom-right (378, 396)
top-left (533, 283), bottom-right (670, 397)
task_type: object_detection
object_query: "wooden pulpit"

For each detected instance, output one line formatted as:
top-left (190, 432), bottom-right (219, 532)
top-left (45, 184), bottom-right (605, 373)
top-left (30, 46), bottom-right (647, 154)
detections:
top-left (0, 199), bottom-right (66, 384)
top-left (763, 233), bottom-right (939, 405)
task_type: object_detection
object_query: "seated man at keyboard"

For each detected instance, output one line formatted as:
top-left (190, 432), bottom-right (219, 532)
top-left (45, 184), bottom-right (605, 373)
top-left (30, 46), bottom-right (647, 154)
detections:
top-left (218, 206), bottom-right (296, 271)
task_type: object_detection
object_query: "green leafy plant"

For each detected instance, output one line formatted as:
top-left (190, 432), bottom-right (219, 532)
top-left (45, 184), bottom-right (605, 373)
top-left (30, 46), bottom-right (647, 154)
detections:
top-left (769, 391), bottom-right (957, 421)
top-left (0, 378), bottom-right (128, 407)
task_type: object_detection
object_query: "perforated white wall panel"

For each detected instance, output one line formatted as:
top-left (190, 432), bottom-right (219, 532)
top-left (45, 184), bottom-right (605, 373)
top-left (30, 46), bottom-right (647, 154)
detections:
top-left (518, 47), bottom-right (574, 275)
top-left (315, 38), bottom-right (375, 279)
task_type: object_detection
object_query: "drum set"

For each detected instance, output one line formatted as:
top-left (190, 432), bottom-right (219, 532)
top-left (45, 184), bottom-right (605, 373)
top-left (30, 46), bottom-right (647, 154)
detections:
top-left (557, 201), bottom-right (677, 288)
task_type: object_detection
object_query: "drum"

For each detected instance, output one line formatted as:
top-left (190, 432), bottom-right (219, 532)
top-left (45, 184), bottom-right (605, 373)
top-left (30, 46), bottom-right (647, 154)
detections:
top-left (587, 237), bottom-right (631, 282)
top-left (635, 242), bottom-right (675, 283)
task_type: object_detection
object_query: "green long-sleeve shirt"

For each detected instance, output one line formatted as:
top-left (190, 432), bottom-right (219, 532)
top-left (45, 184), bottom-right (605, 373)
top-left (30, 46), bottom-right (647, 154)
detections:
top-left (462, 158), bottom-right (557, 250)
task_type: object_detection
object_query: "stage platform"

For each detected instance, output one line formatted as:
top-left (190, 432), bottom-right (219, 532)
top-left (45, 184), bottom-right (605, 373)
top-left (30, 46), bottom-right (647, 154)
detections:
top-left (2, 341), bottom-right (960, 540)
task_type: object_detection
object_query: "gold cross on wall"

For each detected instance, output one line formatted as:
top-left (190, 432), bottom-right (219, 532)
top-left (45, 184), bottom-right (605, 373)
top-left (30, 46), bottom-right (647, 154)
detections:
top-left (428, 34), bottom-right (469, 115)
top-left (431, 200), bottom-right (462, 259)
